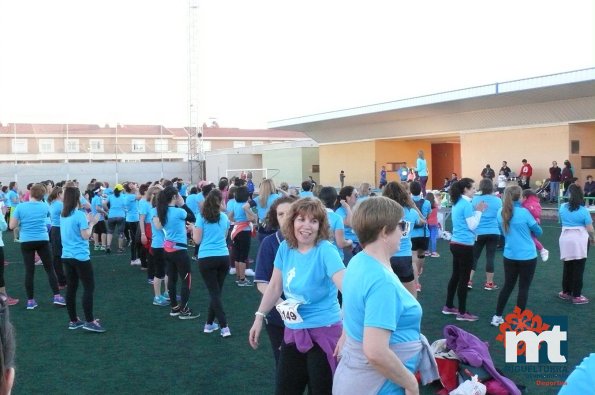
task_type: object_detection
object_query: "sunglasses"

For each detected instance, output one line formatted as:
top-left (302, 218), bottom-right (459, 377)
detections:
top-left (398, 220), bottom-right (411, 237)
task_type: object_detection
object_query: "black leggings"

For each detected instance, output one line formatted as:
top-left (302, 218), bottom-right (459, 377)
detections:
top-left (445, 243), bottom-right (474, 314)
top-left (562, 259), bottom-right (586, 297)
top-left (496, 257), bottom-right (537, 316)
top-left (63, 259), bottom-right (95, 322)
top-left (276, 342), bottom-right (333, 395)
top-left (125, 221), bottom-right (139, 261)
top-left (473, 234), bottom-right (499, 273)
top-left (198, 256), bottom-right (229, 327)
top-left (232, 231), bottom-right (251, 262)
top-left (21, 241), bottom-right (59, 299)
top-left (266, 323), bottom-right (285, 367)
top-left (165, 249), bottom-right (192, 309)
top-left (150, 248), bottom-right (165, 279)
top-left (50, 226), bottom-right (67, 286)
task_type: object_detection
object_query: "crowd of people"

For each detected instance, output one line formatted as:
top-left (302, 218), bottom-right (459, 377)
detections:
top-left (0, 165), bottom-right (593, 394)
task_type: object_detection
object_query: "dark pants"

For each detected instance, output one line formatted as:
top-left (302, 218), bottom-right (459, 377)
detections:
top-left (63, 259), bottom-right (95, 322)
top-left (266, 323), bottom-right (285, 366)
top-left (496, 257), bottom-right (537, 316)
top-left (165, 249), bottom-right (192, 309)
top-left (150, 248), bottom-right (165, 279)
top-left (50, 226), bottom-right (67, 286)
top-left (197, 256), bottom-right (228, 327)
top-left (445, 243), bottom-right (474, 314)
top-left (419, 176), bottom-right (428, 196)
top-left (472, 234), bottom-right (499, 273)
top-left (276, 342), bottom-right (332, 395)
top-left (126, 221), bottom-right (139, 261)
top-left (21, 241), bottom-right (59, 299)
top-left (562, 259), bottom-right (586, 297)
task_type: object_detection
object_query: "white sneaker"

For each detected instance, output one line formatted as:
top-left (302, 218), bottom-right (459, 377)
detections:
top-left (540, 248), bottom-right (549, 262)
top-left (245, 268), bottom-right (255, 277)
top-left (221, 327), bottom-right (231, 338)
top-left (491, 315), bottom-right (504, 327)
top-left (229, 268), bottom-right (236, 275)
top-left (130, 259), bottom-right (141, 266)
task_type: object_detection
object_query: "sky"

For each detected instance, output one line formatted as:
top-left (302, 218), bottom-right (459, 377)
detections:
top-left (0, 0), bottom-right (593, 129)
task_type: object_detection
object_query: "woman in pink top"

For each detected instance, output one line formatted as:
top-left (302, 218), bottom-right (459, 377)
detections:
top-left (521, 190), bottom-right (549, 262)
top-left (425, 192), bottom-right (440, 257)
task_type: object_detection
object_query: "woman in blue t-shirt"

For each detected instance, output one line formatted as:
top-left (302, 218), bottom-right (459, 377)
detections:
top-left (103, 184), bottom-right (126, 254)
top-left (154, 186), bottom-right (198, 320)
top-left (335, 186), bottom-right (359, 264)
top-left (255, 179), bottom-right (287, 242)
top-left (60, 187), bottom-right (104, 332)
top-left (334, 197), bottom-right (436, 394)
top-left (229, 186), bottom-right (257, 286)
top-left (48, 186), bottom-right (67, 289)
top-left (558, 184), bottom-right (594, 305)
top-left (442, 178), bottom-right (486, 322)
top-left (194, 189), bottom-right (231, 337)
top-left (123, 182), bottom-right (141, 266)
top-left (416, 149), bottom-right (429, 196)
top-left (10, 183), bottom-right (65, 310)
top-left (249, 198), bottom-right (345, 395)
top-left (491, 185), bottom-right (543, 327)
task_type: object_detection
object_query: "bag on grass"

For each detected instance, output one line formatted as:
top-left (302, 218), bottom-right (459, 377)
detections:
top-left (449, 375), bottom-right (486, 395)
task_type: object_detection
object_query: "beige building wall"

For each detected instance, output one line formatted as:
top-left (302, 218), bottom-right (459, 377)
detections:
top-left (375, 140), bottom-right (433, 188)
top-left (263, 148), bottom-right (306, 187)
top-left (300, 147), bottom-right (320, 185)
top-left (569, 123), bottom-right (595, 183)
top-left (461, 125), bottom-right (570, 186)
top-left (319, 141), bottom-right (375, 188)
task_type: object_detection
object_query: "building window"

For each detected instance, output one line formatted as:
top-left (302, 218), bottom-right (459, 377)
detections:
top-left (251, 141), bottom-right (264, 146)
top-left (65, 139), bottom-right (80, 153)
top-left (233, 141), bottom-right (245, 148)
top-left (571, 140), bottom-right (580, 154)
top-left (154, 139), bottom-right (168, 152)
top-left (12, 139), bottom-right (28, 153)
top-left (131, 139), bottom-right (146, 153)
top-left (177, 141), bottom-right (189, 153)
top-left (89, 139), bottom-right (104, 153)
top-left (581, 156), bottom-right (595, 169)
top-left (39, 139), bottom-right (54, 153)
top-left (202, 140), bottom-right (212, 152)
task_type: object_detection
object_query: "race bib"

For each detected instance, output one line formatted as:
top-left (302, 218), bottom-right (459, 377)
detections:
top-left (276, 300), bottom-right (304, 324)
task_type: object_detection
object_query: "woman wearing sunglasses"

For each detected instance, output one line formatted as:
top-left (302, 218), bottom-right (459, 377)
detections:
top-left (333, 197), bottom-right (438, 395)
top-left (382, 182), bottom-right (422, 297)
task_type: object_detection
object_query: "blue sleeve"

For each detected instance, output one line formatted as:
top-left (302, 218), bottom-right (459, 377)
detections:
top-left (364, 278), bottom-right (400, 331)
top-left (423, 200), bottom-right (431, 217)
top-left (78, 211), bottom-right (89, 231)
top-left (273, 241), bottom-right (287, 270)
top-left (335, 215), bottom-right (344, 230)
top-left (195, 216), bottom-right (204, 229)
top-left (255, 237), bottom-right (276, 282)
top-left (0, 215), bottom-right (7, 231)
top-left (527, 211), bottom-right (542, 236)
top-left (463, 200), bottom-right (474, 219)
top-left (12, 205), bottom-right (21, 220)
top-left (322, 242), bottom-right (345, 277)
top-left (582, 208), bottom-right (593, 225)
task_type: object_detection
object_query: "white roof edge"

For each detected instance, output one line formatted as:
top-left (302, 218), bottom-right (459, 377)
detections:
top-left (204, 139), bottom-right (319, 157)
top-left (268, 67), bottom-right (595, 128)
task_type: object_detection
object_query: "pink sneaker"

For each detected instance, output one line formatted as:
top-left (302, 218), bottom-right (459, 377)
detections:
top-left (558, 291), bottom-right (572, 300)
top-left (484, 282), bottom-right (499, 291)
top-left (456, 312), bottom-right (479, 321)
top-left (467, 281), bottom-right (473, 289)
top-left (441, 306), bottom-right (459, 315)
top-left (572, 295), bottom-right (589, 305)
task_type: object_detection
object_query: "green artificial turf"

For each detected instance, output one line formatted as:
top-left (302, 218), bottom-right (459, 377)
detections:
top-left (3, 219), bottom-right (592, 394)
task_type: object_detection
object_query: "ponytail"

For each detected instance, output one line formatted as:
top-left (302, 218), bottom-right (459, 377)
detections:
top-left (501, 185), bottom-right (521, 233)
top-left (156, 186), bottom-right (178, 227)
top-left (450, 177), bottom-right (474, 204)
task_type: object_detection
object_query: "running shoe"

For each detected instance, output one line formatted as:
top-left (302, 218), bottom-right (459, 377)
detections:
top-left (117, 248), bottom-right (125, 253)
top-left (100, 245), bottom-right (107, 251)
top-left (229, 267), bottom-right (236, 275)
top-left (153, 296), bottom-right (169, 307)
top-left (415, 283), bottom-right (422, 293)
top-left (491, 315), bottom-right (504, 327)
top-left (558, 291), bottom-right (572, 300)
top-left (245, 268), bottom-right (256, 277)
top-left (170, 306), bottom-right (181, 317)
top-left (424, 251), bottom-right (431, 257)
top-left (178, 307), bottom-right (200, 320)
top-left (130, 259), bottom-right (141, 266)
top-left (147, 278), bottom-right (154, 285)
top-left (26, 299), bottom-right (38, 310)
top-left (484, 282), bottom-right (499, 291)
top-left (162, 292), bottom-right (170, 301)
top-left (53, 294), bottom-right (66, 306)
top-left (467, 281), bottom-right (473, 289)
top-left (237, 279), bottom-right (253, 287)
top-left (441, 306), bottom-right (459, 315)
top-left (204, 323), bottom-right (220, 333)
top-left (220, 327), bottom-right (231, 338)
top-left (456, 312), bottom-right (479, 322)
top-left (68, 319), bottom-right (85, 330)
top-left (191, 256), bottom-right (198, 262)
top-left (83, 320), bottom-right (106, 333)
top-left (94, 245), bottom-right (101, 251)
top-left (540, 248), bottom-right (549, 262)
top-left (431, 252), bottom-right (440, 258)
top-left (6, 296), bottom-right (19, 306)
top-left (572, 296), bottom-right (589, 305)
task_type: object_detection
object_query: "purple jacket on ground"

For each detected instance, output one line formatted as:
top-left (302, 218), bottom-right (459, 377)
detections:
top-left (444, 325), bottom-right (521, 395)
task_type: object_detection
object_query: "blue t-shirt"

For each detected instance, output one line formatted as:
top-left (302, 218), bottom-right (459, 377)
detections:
top-left (91, 195), bottom-right (105, 221)
top-left (185, 193), bottom-right (201, 218)
top-left (196, 213), bottom-right (230, 258)
top-left (559, 353), bottom-right (595, 395)
top-left (497, 202), bottom-right (542, 260)
top-left (107, 194), bottom-right (126, 218)
top-left (138, 199), bottom-right (151, 218)
top-left (13, 201), bottom-right (49, 242)
top-left (180, 184), bottom-right (188, 197)
top-left (49, 200), bottom-right (64, 227)
top-left (472, 195), bottom-right (502, 236)
top-left (149, 207), bottom-right (164, 248)
top-left (255, 231), bottom-right (285, 327)
top-left (416, 158), bottom-right (428, 177)
top-left (559, 203), bottom-right (593, 227)
top-left (60, 210), bottom-right (90, 261)
top-left (335, 206), bottom-right (359, 243)
top-left (273, 240), bottom-right (345, 329)
top-left (6, 190), bottom-right (19, 207)
top-left (124, 194), bottom-right (139, 222)
top-left (226, 199), bottom-right (236, 216)
top-left (410, 196), bottom-right (431, 239)
top-left (299, 191), bottom-right (314, 198)
top-left (163, 206), bottom-right (188, 246)
top-left (256, 193), bottom-right (280, 221)
top-left (451, 197), bottom-right (476, 246)
top-left (326, 209), bottom-right (345, 258)
top-left (104, 187), bottom-right (113, 196)
top-left (232, 201), bottom-right (251, 231)
top-left (343, 251), bottom-right (422, 343)
top-left (394, 207), bottom-right (419, 257)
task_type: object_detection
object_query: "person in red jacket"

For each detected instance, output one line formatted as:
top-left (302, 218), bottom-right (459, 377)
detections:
top-left (519, 159), bottom-right (533, 189)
